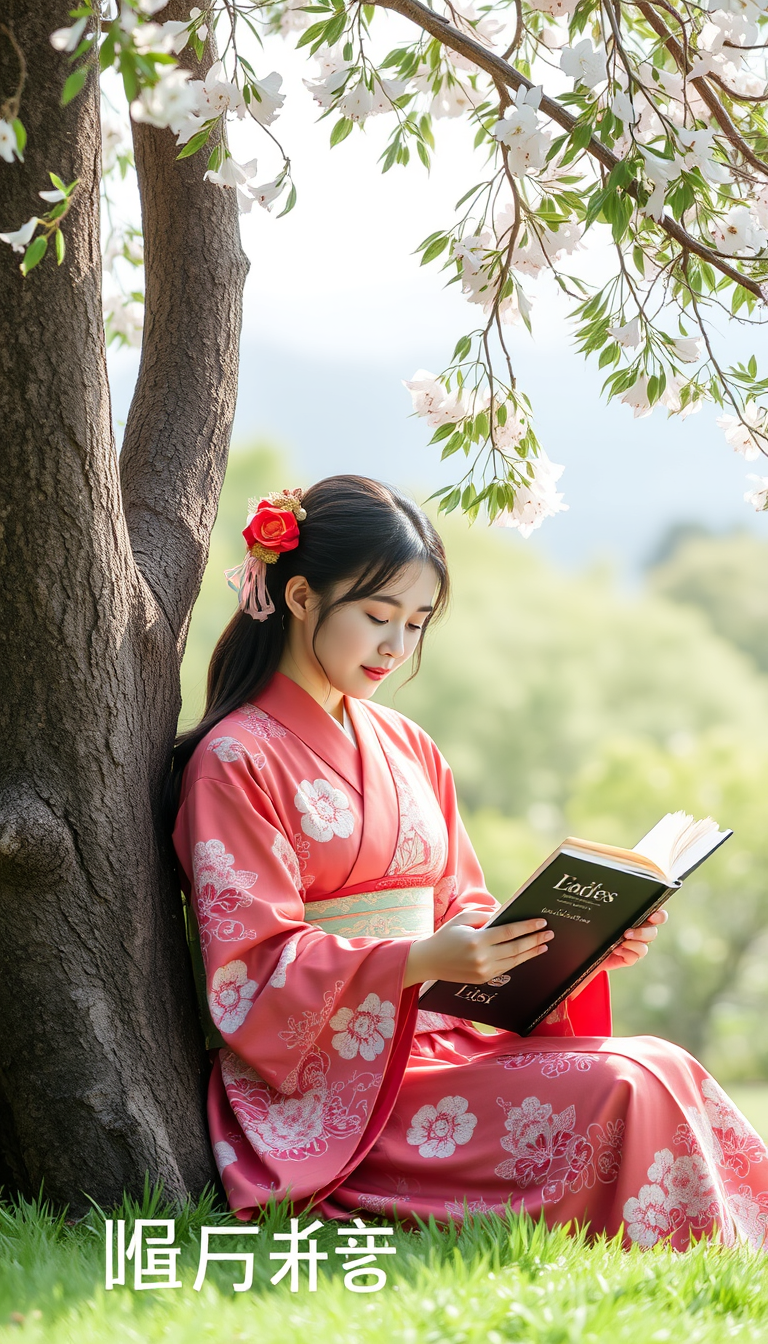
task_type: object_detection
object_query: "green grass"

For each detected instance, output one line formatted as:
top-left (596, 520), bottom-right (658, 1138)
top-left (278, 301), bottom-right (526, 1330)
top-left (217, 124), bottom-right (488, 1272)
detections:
top-left (3, 1179), bottom-right (768, 1342)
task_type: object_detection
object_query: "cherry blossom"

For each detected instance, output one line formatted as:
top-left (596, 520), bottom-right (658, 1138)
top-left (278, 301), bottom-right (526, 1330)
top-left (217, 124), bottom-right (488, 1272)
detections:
top-left (294, 778), bottom-right (355, 842)
top-left (407, 1095), bottom-right (478, 1158)
top-left (49, 17), bottom-right (88, 52)
top-left (330, 993), bottom-right (396, 1061)
top-left (717, 401), bottom-right (767, 459)
top-left (640, 151), bottom-right (681, 222)
top-left (745, 476), bottom-right (768, 510)
top-left (621, 374), bottom-right (653, 419)
top-left (0, 217), bottom-right (38, 253)
top-left (249, 73), bottom-right (286, 127)
top-left (608, 317), bottom-right (641, 348)
top-left (247, 177), bottom-right (287, 212)
top-left (0, 120), bottom-right (22, 165)
top-left (560, 39), bottom-right (608, 90)
top-left (526, 0), bottom-right (578, 15)
top-left (208, 959), bottom-right (259, 1033)
top-left (710, 205), bottom-right (768, 256)
top-left (494, 452), bottom-right (568, 537)
top-left (130, 67), bottom-right (199, 133)
top-left (492, 86), bottom-right (550, 178)
top-left (404, 370), bottom-right (466, 427)
top-left (669, 336), bottom-right (702, 364)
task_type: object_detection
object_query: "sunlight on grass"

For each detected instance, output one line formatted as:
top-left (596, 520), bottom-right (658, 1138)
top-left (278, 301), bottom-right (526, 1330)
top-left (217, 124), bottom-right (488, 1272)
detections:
top-left (2, 1181), bottom-right (768, 1342)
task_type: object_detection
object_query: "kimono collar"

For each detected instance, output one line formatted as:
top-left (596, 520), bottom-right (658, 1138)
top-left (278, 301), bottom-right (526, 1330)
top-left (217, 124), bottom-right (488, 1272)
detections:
top-left (254, 672), bottom-right (362, 794)
top-left (254, 673), bottom-right (400, 882)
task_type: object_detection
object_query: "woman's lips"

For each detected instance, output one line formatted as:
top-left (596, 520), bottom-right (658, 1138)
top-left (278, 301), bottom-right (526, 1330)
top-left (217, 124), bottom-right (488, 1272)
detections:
top-left (362, 666), bottom-right (391, 681)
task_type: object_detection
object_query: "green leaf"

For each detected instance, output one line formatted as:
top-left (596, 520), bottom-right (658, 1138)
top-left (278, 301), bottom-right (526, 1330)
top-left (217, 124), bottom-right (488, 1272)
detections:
top-left (176, 124), bottom-right (213, 159)
top-left (420, 235), bottom-right (448, 265)
top-left (61, 66), bottom-right (88, 106)
top-left (55, 228), bottom-right (66, 266)
top-left (324, 10), bottom-right (347, 45)
top-left (277, 182), bottom-right (297, 218)
top-left (21, 234), bottom-right (47, 276)
top-left (416, 140), bottom-right (430, 169)
top-left (452, 335), bottom-right (472, 362)
top-left (330, 117), bottom-right (353, 147)
top-left (296, 20), bottom-right (331, 48)
top-left (12, 119), bottom-right (26, 157)
top-left (429, 422), bottom-right (456, 443)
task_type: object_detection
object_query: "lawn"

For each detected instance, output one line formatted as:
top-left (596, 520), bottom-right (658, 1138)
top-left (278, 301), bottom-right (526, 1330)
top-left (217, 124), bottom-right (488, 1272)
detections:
top-left (4, 1170), bottom-right (768, 1344)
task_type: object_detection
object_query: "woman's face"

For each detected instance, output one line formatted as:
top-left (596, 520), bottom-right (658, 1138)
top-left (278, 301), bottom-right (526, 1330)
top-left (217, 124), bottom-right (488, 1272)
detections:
top-left (289, 560), bottom-right (439, 701)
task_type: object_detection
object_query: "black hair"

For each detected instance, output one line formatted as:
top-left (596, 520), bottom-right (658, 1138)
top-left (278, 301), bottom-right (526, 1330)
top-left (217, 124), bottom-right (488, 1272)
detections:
top-left (163, 474), bottom-right (450, 825)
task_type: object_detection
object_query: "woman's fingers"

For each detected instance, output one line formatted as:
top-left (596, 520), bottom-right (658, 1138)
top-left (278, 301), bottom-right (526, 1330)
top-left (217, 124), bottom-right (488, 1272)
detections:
top-left (489, 918), bottom-right (550, 945)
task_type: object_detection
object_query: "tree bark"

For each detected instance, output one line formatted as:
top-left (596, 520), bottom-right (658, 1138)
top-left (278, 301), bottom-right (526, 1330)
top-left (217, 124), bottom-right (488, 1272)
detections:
top-left (0, 0), bottom-right (248, 1212)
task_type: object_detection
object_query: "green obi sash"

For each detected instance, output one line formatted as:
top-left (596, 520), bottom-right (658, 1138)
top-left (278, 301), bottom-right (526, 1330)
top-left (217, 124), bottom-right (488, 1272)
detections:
top-left (181, 883), bottom-right (434, 1052)
top-left (303, 885), bottom-right (434, 939)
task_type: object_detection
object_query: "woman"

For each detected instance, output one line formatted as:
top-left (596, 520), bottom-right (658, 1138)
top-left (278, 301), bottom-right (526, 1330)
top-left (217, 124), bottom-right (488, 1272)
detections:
top-left (168, 474), bottom-right (768, 1250)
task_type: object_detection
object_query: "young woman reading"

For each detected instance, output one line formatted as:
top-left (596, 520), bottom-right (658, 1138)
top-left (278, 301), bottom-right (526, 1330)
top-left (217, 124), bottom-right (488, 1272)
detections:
top-left (168, 475), bottom-right (768, 1251)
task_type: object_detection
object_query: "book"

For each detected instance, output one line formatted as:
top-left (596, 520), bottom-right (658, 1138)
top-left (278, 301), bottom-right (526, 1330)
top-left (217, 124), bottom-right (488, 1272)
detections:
top-left (418, 811), bottom-right (733, 1036)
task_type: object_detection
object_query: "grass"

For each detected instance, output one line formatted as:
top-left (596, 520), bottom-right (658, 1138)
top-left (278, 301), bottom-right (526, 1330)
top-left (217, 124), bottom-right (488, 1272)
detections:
top-left (3, 1177), bottom-right (768, 1343)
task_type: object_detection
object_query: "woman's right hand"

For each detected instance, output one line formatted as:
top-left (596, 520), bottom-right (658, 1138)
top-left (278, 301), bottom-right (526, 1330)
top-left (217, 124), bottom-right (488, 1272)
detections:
top-left (403, 907), bottom-right (554, 989)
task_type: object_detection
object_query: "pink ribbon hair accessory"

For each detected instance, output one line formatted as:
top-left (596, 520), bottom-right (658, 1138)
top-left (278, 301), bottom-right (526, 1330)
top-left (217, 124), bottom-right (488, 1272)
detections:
top-left (224, 488), bottom-right (306, 622)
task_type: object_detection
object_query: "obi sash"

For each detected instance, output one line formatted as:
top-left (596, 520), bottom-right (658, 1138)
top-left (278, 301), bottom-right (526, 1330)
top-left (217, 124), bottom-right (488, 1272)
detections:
top-left (182, 879), bottom-right (435, 1052)
top-left (304, 884), bottom-right (434, 939)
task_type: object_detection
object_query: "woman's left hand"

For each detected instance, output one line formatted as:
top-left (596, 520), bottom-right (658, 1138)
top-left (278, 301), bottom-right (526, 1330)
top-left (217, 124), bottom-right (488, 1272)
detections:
top-left (602, 907), bottom-right (669, 971)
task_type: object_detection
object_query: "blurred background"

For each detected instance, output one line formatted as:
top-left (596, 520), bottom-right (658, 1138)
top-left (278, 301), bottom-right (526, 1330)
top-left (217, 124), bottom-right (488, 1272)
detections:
top-left (107, 44), bottom-right (768, 1117)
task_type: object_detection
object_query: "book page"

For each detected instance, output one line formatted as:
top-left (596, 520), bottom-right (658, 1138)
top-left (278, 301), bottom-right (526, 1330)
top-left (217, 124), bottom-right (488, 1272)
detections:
top-left (633, 812), bottom-right (727, 883)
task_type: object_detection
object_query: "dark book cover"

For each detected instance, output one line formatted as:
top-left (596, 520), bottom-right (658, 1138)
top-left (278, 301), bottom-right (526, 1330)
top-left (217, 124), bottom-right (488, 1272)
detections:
top-left (419, 851), bottom-right (675, 1035)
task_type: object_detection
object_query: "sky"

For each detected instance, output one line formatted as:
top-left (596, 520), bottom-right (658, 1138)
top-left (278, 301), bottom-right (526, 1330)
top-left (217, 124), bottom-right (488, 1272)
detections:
top-left (106, 23), bottom-right (768, 579)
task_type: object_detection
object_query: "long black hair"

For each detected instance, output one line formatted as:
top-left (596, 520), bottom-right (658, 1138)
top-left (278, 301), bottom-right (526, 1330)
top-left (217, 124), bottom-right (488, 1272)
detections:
top-left (164, 474), bottom-right (450, 825)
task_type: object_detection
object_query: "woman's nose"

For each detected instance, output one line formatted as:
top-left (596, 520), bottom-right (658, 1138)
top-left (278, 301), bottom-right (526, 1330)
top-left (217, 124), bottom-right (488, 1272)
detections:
top-left (380, 625), bottom-right (406, 658)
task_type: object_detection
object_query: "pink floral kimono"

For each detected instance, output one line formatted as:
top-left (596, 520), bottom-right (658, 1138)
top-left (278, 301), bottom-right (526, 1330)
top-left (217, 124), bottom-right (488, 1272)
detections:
top-left (171, 672), bottom-right (768, 1250)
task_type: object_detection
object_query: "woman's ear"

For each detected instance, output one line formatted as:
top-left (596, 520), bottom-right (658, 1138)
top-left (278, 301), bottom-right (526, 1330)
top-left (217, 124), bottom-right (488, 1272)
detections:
top-left (283, 575), bottom-right (314, 622)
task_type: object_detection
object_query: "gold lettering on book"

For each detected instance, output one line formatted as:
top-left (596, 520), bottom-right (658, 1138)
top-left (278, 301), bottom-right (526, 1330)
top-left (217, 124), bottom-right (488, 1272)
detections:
top-left (453, 984), bottom-right (499, 1005)
top-left (553, 873), bottom-right (616, 902)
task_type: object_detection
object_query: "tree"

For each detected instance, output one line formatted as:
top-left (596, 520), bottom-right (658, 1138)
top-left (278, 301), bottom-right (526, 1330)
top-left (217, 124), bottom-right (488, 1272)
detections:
top-left (0, 1), bottom-right (247, 1210)
top-left (3, 0), bottom-right (768, 1210)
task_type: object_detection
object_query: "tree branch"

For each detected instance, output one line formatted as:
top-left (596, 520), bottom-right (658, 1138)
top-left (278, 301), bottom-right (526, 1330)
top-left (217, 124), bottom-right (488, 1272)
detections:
top-left (634, 0), bottom-right (768, 179)
top-left (371, 0), bottom-right (765, 298)
top-left (120, 1), bottom-right (249, 645)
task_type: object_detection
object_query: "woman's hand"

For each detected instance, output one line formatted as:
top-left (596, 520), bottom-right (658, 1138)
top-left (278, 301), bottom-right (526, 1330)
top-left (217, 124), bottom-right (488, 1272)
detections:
top-left (602, 906), bottom-right (669, 971)
top-left (404, 907), bottom-right (554, 989)
top-left (571, 907), bottom-right (669, 998)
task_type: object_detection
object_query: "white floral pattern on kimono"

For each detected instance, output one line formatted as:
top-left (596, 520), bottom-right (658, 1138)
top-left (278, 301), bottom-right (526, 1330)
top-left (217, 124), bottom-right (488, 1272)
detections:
top-left (295, 778), bottom-right (355, 842)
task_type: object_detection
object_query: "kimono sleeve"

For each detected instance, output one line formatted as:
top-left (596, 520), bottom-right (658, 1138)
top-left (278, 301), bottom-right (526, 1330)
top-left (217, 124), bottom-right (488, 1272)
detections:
top-left (172, 752), bottom-right (418, 1094)
top-left (426, 740), bottom-right (612, 1037)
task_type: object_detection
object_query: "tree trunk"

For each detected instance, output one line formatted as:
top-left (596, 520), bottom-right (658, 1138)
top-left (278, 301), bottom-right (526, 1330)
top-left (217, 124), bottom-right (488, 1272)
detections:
top-left (0, 0), bottom-right (248, 1212)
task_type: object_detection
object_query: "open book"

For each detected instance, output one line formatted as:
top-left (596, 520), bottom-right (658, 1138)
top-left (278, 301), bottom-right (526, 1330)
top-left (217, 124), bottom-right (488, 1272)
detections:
top-left (418, 811), bottom-right (732, 1036)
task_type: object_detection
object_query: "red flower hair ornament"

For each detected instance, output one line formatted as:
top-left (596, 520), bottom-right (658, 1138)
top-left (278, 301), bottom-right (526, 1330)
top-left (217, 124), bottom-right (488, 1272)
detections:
top-left (224, 488), bottom-right (306, 621)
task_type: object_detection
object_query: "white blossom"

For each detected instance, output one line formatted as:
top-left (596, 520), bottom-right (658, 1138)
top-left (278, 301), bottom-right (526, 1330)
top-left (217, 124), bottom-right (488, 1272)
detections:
top-left (744, 475), bottom-right (768, 511)
top-left (101, 113), bottom-right (128, 175)
top-left (160, 18), bottom-right (193, 54)
top-left (304, 66), bottom-right (352, 110)
top-left (404, 369), bottom-right (467, 426)
top-left (710, 205), bottom-right (768, 256)
top-left (431, 80), bottom-right (475, 118)
top-left (249, 72), bottom-right (286, 127)
top-left (130, 67), bottom-right (199, 133)
top-left (103, 292), bottom-right (144, 346)
top-left (639, 150), bottom-right (681, 222)
top-left (247, 177), bottom-right (286, 212)
top-left (526, 0), bottom-right (578, 14)
top-left (716, 400), bottom-right (768, 459)
top-left (204, 155), bottom-right (261, 213)
top-left (659, 376), bottom-right (703, 419)
top-left (337, 82), bottom-right (374, 123)
top-left (669, 336), bottom-right (702, 364)
top-left (560, 38), bottom-right (607, 89)
top-left (50, 17), bottom-right (87, 52)
top-left (609, 317), bottom-right (641, 347)
top-left (0, 119), bottom-right (22, 164)
top-left (676, 128), bottom-right (730, 184)
top-left (492, 86), bottom-right (550, 177)
top-left (0, 216), bottom-right (38, 252)
top-left (191, 60), bottom-right (246, 119)
top-left (621, 374), bottom-right (653, 418)
top-left (137, 0), bottom-right (170, 13)
top-left (38, 188), bottom-right (66, 202)
top-left (495, 452), bottom-right (568, 537)
top-left (611, 91), bottom-right (637, 125)
top-left (450, 1), bottom-right (504, 70)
